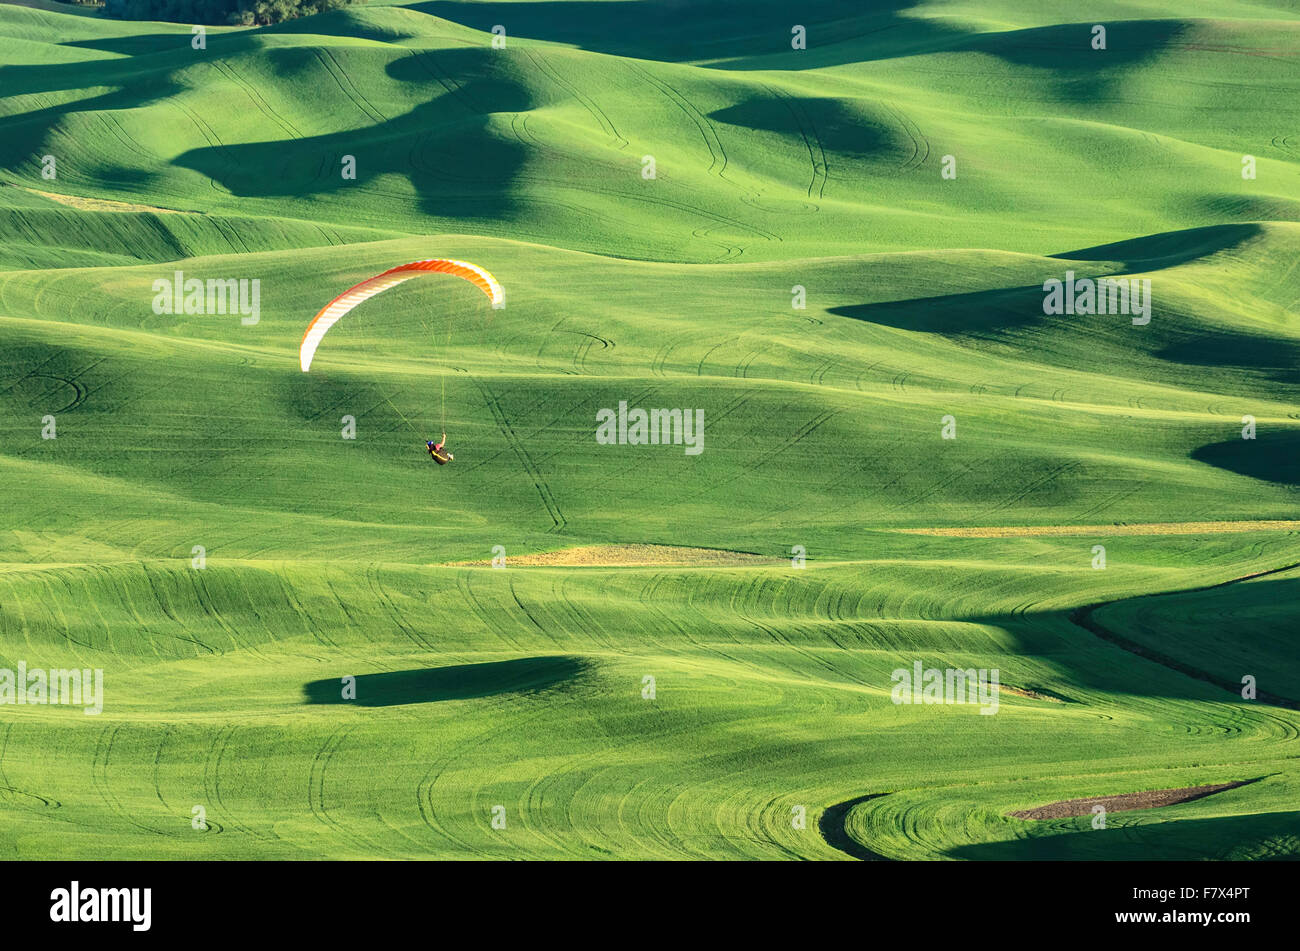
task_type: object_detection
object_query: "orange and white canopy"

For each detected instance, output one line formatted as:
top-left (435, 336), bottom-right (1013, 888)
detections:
top-left (300, 259), bottom-right (504, 372)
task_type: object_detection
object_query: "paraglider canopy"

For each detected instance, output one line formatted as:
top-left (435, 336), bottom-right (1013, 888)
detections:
top-left (299, 258), bottom-right (504, 372)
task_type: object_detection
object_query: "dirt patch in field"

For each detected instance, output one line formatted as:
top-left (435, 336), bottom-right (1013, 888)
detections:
top-left (1009, 780), bottom-right (1252, 820)
top-left (452, 544), bottom-right (777, 568)
top-left (10, 184), bottom-right (185, 215)
top-left (999, 684), bottom-right (1069, 703)
top-left (895, 521), bottom-right (1300, 538)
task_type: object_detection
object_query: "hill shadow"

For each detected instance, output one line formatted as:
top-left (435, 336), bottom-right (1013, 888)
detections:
top-left (952, 20), bottom-right (1188, 102)
top-left (0, 79), bottom-right (184, 180)
top-left (1, 29), bottom-right (268, 94)
top-left (830, 225), bottom-right (1269, 337)
top-left (1001, 571), bottom-right (1300, 709)
top-left (709, 95), bottom-right (903, 162)
top-left (949, 808), bottom-right (1300, 860)
top-left (827, 283), bottom-right (1048, 335)
top-left (62, 33), bottom-right (221, 56)
top-left (411, 0), bottom-right (969, 67)
top-left (1053, 223), bottom-right (1263, 274)
top-left (819, 793), bottom-right (891, 860)
top-left (412, 2), bottom-right (1188, 75)
top-left (303, 655), bottom-right (593, 706)
top-left (265, 8), bottom-right (422, 43)
top-left (168, 47), bottom-right (529, 221)
top-left (1191, 430), bottom-right (1300, 486)
top-left (1157, 331), bottom-right (1300, 388)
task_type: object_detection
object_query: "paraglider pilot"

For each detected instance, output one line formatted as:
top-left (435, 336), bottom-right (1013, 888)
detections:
top-left (427, 434), bottom-right (453, 465)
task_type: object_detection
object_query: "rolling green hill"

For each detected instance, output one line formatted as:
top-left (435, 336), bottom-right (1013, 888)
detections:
top-left (0, 0), bottom-right (1296, 859)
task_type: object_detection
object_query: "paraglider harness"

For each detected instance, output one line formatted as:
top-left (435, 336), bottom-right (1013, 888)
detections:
top-left (427, 439), bottom-right (453, 465)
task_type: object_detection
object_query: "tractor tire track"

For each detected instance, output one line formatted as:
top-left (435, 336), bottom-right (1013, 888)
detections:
top-left (277, 568), bottom-right (343, 652)
top-left (676, 410), bottom-right (837, 505)
top-left (523, 48), bottom-right (627, 149)
top-left (1069, 561), bottom-right (1300, 711)
top-left (187, 567), bottom-right (260, 659)
top-left (314, 49), bottom-right (387, 125)
top-left (209, 60), bottom-right (304, 140)
top-left (883, 103), bottom-right (929, 172)
top-left (626, 61), bottom-right (726, 178)
top-left (97, 113), bottom-right (158, 164)
top-left (308, 725), bottom-right (386, 855)
top-left (93, 724), bottom-right (176, 837)
top-left (164, 98), bottom-right (229, 194)
top-left (455, 570), bottom-right (527, 652)
top-left (202, 724), bottom-right (277, 844)
top-left (766, 83), bottom-right (827, 200)
top-left (26, 373), bottom-right (86, 414)
top-left (472, 375), bottom-right (566, 532)
top-left (365, 563), bottom-right (434, 652)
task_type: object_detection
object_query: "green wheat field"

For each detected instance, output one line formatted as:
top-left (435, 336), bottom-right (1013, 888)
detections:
top-left (1, 0), bottom-right (1298, 860)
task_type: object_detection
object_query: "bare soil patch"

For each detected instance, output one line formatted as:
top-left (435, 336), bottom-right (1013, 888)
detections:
top-left (1009, 780), bottom-right (1251, 820)
top-left (11, 184), bottom-right (185, 215)
top-left (998, 683), bottom-right (1068, 703)
top-left (452, 544), bottom-right (776, 568)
